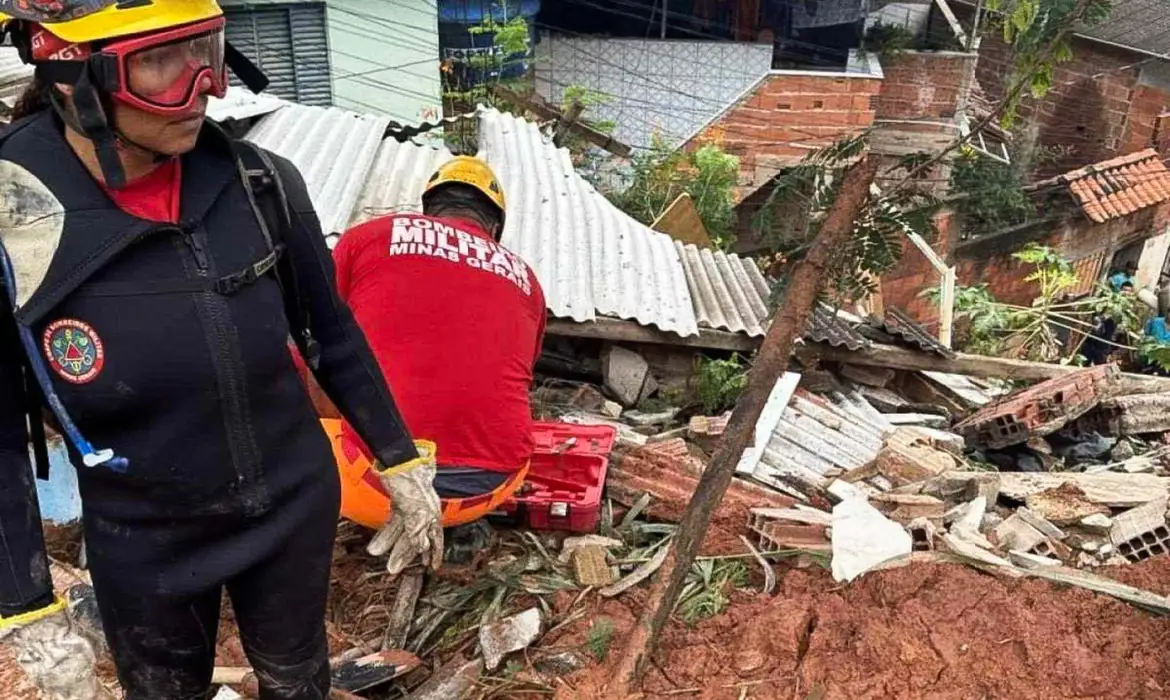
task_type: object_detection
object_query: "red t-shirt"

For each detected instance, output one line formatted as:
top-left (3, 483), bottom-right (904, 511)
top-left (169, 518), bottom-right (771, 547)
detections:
top-left (103, 159), bottom-right (182, 224)
top-left (331, 214), bottom-right (546, 473)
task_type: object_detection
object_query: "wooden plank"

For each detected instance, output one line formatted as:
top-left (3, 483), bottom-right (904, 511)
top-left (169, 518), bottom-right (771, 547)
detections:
top-left (651, 193), bottom-right (714, 248)
top-left (1027, 566), bottom-right (1170, 615)
top-left (492, 86), bottom-right (632, 157)
top-left (547, 317), bottom-right (759, 352)
top-left (933, 0), bottom-right (970, 47)
top-left (804, 341), bottom-right (1170, 395)
top-left (939, 267), bottom-right (956, 348)
top-left (935, 471), bottom-right (1170, 507)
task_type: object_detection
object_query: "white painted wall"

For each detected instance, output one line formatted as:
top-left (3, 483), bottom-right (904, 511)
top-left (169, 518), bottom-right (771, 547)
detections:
top-left (534, 33), bottom-right (773, 150)
top-left (326, 0), bottom-right (443, 125)
top-left (1137, 228), bottom-right (1170, 291)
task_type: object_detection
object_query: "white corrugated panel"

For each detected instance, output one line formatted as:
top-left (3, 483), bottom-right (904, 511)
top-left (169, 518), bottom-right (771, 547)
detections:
top-left (207, 87), bottom-right (288, 123)
top-left (350, 138), bottom-right (453, 227)
top-left (0, 47), bottom-right (33, 113)
top-left (744, 376), bottom-right (892, 492)
top-left (244, 103), bottom-right (390, 237)
top-left (677, 242), bottom-right (772, 337)
top-left (477, 108), bottom-right (699, 337)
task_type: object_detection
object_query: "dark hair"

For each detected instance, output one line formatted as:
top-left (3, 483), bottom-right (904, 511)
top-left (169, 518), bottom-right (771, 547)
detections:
top-left (11, 74), bottom-right (52, 121)
top-left (423, 183), bottom-right (503, 233)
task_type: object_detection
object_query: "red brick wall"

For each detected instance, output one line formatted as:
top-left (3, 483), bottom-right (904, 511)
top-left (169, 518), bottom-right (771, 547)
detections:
top-left (883, 202), bottom-right (1170, 322)
top-left (881, 209), bottom-right (956, 321)
top-left (1157, 114), bottom-right (1170, 158)
top-left (965, 16), bottom-right (1146, 178)
top-left (688, 73), bottom-right (879, 195)
top-left (873, 52), bottom-right (975, 120)
top-left (1123, 84), bottom-right (1170, 154)
top-left (950, 204), bottom-right (1169, 308)
top-left (870, 51), bottom-right (977, 195)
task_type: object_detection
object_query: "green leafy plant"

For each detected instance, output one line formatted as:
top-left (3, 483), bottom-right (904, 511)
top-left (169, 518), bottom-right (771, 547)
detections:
top-left (924, 283), bottom-right (1019, 355)
top-left (605, 137), bottom-right (740, 250)
top-left (863, 23), bottom-right (917, 57)
top-left (586, 618), bottom-right (615, 662)
top-left (1015, 243), bottom-right (1077, 300)
top-left (924, 245), bottom-right (1144, 362)
top-left (754, 134), bottom-right (930, 301)
top-left (676, 559), bottom-right (750, 625)
top-left (1140, 336), bottom-right (1170, 372)
top-left (696, 354), bottom-right (750, 414)
top-left (950, 151), bottom-right (1036, 235)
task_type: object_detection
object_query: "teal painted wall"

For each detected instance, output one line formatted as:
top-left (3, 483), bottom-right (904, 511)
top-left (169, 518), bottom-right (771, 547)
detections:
top-left (327, 0), bottom-right (443, 124)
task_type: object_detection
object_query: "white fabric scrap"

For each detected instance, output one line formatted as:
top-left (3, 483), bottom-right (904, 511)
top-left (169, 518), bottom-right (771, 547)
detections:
top-left (831, 497), bottom-right (912, 582)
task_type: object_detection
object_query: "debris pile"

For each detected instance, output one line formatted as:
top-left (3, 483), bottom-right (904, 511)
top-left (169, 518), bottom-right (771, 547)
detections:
top-left (14, 315), bottom-right (1170, 699)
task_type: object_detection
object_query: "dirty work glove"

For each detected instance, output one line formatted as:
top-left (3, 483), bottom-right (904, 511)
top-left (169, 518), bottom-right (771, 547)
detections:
top-left (368, 440), bottom-right (444, 576)
top-left (0, 599), bottom-right (114, 700)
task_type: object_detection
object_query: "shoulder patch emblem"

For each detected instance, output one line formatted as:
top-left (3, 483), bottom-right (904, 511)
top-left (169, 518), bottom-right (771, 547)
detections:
top-left (43, 319), bottom-right (105, 384)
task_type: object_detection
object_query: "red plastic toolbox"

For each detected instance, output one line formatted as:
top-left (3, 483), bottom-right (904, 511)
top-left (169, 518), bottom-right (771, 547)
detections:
top-left (493, 422), bottom-right (618, 533)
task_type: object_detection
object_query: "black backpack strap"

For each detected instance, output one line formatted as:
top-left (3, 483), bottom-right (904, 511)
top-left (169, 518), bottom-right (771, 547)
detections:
top-left (229, 139), bottom-right (321, 369)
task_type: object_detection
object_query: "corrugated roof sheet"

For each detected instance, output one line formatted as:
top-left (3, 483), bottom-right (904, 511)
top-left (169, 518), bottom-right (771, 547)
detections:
top-left (880, 306), bottom-right (956, 358)
top-left (804, 304), bottom-right (871, 350)
top-left (678, 242), bottom-right (771, 337)
top-left (740, 374), bottom-right (892, 491)
top-left (478, 108), bottom-right (699, 337)
top-left (1061, 148), bottom-right (1170, 223)
top-left (244, 103), bottom-right (390, 237)
top-left (0, 47), bottom-right (33, 114)
top-left (1077, 0), bottom-right (1170, 57)
top-left (207, 87), bottom-right (288, 123)
top-left (350, 137), bottom-right (452, 232)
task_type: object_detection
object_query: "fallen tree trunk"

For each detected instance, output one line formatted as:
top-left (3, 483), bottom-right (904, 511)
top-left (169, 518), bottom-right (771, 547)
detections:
top-left (804, 342), bottom-right (1170, 395)
top-left (607, 156), bottom-right (881, 694)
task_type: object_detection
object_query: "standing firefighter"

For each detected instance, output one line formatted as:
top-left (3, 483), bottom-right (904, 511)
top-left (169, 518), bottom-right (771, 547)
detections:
top-left (0, 2), bottom-right (442, 699)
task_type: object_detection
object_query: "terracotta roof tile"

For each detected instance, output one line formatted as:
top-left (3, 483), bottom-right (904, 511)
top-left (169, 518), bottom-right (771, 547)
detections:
top-left (1061, 149), bottom-right (1170, 223)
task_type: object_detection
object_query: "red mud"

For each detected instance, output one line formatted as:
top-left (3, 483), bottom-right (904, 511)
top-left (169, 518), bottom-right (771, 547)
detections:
top-left (547, 558), bottom-right (1170, 700)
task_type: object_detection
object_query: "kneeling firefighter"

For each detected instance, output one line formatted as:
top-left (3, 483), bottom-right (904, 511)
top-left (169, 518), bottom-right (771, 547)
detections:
top-left (0, 2), bottom-right (442, 699)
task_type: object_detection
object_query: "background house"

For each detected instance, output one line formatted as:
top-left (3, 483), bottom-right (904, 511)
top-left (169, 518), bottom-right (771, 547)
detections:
top-left (222, 0), bottom-right (445, 124)
top-left (222, 0), bottom-right (334, 106)
top-left (326, 0), bottom-right (443, 125)
top-left (953, 0), bottom-right (1170, 178)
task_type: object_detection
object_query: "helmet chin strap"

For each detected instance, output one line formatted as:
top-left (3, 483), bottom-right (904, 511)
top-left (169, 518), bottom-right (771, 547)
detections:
top-left (49, 80), bottom-right (172, 189)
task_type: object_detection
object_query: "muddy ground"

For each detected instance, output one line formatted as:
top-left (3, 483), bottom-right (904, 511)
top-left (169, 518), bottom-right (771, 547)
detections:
top-left (8, 546), bottom-right (1170, 699)
top-left (546, 557), bottom-right (1170, 700)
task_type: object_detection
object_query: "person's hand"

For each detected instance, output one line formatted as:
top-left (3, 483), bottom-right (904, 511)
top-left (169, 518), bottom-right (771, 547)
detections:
top-left (1, 599), bottom-right (114, 700)
top-left (367, 440), bottom-right (444, 577)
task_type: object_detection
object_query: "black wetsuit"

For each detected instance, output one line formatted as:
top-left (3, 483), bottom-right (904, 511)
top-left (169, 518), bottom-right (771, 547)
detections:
top-left (0, 111), bottom-right (415, 699)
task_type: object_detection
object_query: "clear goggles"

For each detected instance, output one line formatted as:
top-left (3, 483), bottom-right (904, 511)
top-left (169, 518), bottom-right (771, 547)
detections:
top-left (101, 17), bottom-right (227, 115)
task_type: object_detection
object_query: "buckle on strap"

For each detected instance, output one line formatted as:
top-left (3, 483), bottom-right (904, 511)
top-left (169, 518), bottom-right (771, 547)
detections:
top-left (214, 250), bottom-right (280, 295)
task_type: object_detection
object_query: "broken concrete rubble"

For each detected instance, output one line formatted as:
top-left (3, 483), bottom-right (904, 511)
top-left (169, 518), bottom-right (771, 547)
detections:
top-left (1109, 497), bottom-right (1170, 562)
top-left (870, 493), bottom-right (946, 524)
top-left (954, 365), bottom-right (1120, 449)
top-left (480, 608), bottom-right (543, 671)
top-left (1025, 483), bottom-right (1111, 526)
top-left (601, 345), bottom-right (650, 408)
top-left (1075, 393), bottom-right (1170, 437)
top-left (1080, 513), bottom-right (1114, 535)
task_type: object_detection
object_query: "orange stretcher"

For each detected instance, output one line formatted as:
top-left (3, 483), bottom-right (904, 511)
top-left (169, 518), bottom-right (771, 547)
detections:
top-left (321, 419), bottom-right (528, 529)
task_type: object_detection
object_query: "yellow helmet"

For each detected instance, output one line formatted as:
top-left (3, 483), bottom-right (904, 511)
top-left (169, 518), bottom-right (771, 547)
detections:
top-left (0, 0), bottom-right (222, 43)
top-left (423, 156), bottom-right (506, 221)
